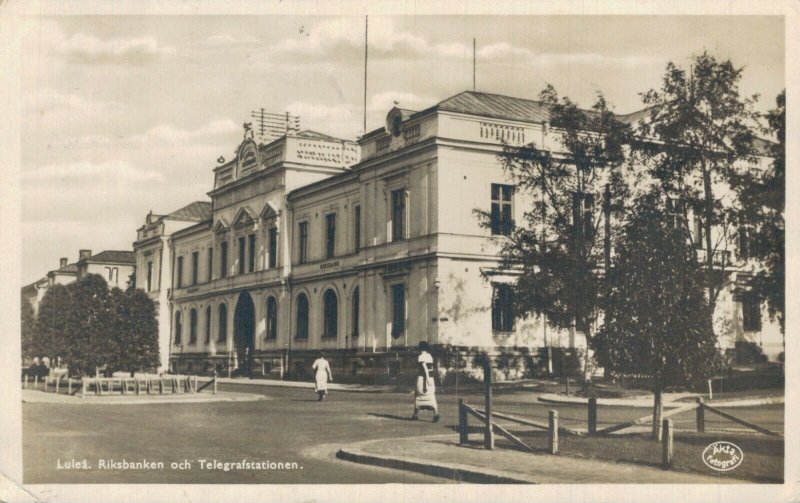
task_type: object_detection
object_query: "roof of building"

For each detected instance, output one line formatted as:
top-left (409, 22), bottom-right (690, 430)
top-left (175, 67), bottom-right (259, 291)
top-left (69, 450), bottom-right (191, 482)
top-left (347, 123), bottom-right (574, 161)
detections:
top-left (82, 250), bottom-right (135, 265)
top-left (49, 263), bottom-right (78, 276)
top-left (166, 201), bottom-right (212, 222)
top-left (21, 282), bottom-right (37, 296)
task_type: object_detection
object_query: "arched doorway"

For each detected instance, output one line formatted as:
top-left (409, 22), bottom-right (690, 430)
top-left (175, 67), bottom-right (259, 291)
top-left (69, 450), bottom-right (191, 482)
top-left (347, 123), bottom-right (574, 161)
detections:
top-left (233, 292), bottom-right (256, 375)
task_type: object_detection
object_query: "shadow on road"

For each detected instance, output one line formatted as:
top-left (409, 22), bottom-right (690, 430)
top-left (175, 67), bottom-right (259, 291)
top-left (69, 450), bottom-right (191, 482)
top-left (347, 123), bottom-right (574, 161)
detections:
top-left (367, 412), bottom-right (416, 422)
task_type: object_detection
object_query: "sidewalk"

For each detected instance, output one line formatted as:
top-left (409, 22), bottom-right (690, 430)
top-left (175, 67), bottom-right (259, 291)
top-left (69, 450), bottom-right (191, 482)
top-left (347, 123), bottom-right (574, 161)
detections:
top-left (538, 393), bottom-right (784, 408)
top-left (199, 376), bottom-right (396, 393)
top-left (21, 388), bottom-right (265, 405)
top-left (336, 434), bottom-right (740, 484)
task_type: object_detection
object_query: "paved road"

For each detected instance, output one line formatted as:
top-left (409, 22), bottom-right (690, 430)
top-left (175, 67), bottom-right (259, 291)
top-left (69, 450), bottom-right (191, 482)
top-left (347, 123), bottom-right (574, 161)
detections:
top-left (22, 383), bottom-right (783, 484)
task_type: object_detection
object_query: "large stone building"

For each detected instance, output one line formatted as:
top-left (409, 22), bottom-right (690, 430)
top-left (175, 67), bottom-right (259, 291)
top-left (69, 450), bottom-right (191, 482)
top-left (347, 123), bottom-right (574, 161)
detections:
top-left (133, 90), bottom-right (783, 381)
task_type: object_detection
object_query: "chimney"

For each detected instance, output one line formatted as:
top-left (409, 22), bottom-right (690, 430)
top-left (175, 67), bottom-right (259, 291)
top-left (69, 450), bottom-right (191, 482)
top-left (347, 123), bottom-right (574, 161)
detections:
top-left (59, 257), bottom-right (68, 268)
top-left (79, 249), bottom-right (92, 261)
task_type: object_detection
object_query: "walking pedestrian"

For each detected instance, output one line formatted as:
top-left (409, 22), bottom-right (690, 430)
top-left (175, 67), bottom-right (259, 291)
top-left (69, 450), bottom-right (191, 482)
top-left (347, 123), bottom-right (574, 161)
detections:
top-left (312, 352), bottom-right (332, 401)
top-left (412, 341), bottom-right (439, 422)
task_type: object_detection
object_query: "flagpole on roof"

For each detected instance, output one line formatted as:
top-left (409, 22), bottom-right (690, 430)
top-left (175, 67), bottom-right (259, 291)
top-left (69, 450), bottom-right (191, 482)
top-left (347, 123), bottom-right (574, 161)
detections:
top-left (473, 38), bottom-right (476, 91)
top-left (363, 15), bottom-right (369, 135)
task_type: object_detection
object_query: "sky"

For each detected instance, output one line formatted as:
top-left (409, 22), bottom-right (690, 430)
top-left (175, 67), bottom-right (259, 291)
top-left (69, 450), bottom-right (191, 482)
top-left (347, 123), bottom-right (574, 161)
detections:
top-left (19, 15), bottom-right (784, 284)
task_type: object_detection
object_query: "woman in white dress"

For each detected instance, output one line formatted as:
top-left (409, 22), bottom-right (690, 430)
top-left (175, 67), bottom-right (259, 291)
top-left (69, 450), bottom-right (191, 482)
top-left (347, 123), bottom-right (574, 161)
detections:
top-left (311, 353), bottom-right (332, 401)
top-left (412, 342), bottom-right (439, 422)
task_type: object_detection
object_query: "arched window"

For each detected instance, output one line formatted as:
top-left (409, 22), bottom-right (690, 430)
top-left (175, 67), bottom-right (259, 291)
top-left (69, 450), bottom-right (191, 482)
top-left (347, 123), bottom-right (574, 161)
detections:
top-left (266, 296), bottom-right (278, 340)
top-left (218, 304), bottom-right (228, 342)
top-left (295, 294), bottom-right (309, 339)
top-left (205, 306), bottom-right (212, 343)
top-left (323, 289), bottom-right (338, 338)
top-left (351, 287), bottom-right (360, 338)
top-left (189, 309), bottom-right (198, 344)
top-left (174, 311), bottom-right (182, 345)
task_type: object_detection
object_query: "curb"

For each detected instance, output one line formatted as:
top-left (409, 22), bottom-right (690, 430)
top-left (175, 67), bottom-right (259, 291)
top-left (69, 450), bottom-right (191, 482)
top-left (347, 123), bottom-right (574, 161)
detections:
top-left (198, 377), bottom-right (397, 394)
top-left (335, 448), bottom-right (532, 484)
top-left (538, 394), bottom-right (783, 408)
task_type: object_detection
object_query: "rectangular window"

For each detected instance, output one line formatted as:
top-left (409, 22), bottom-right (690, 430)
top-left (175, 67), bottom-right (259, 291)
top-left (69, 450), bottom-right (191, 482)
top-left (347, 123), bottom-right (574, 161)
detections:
top-left (191, 251), bottom-right (199, 286)
top-left (391, 284), bottom-right (405, 338)
top-left (738, 226), bottom-right (753, 260)
top-left (354, 205), bottom-right (361, 253)
top-left (238, 236), bottom-right (246, 274)
top-left (665, 197), bottom-right (684, 229)
top-left (491, 184), bottom-right (514, 236)
top-left (326, 213), bottom-right (336, 259)
top-left (207, 248), bottom-right (213, 281)
top-left (491, 284), bottom-right (516, 332)
top-left (220, 241), bottom-right (228, 278)
top-left (693, 215), bottom-right (704, 249)
top-left (391, 189), bottom-right (406, 241)
top-left (298, 221), bottom-right (308, 264)
top-left (176, 256), bottom-right (184, 288)
top-left (572, 192), bottom-right (595, 240)
top-left (146, 261), bottom-right (153, 292)
top-left (268, 227), bottom-right (278, 268)
top-left (248, 234), bottom-right (256, 272)
top-left (742, 292), bottom-right (762, 331)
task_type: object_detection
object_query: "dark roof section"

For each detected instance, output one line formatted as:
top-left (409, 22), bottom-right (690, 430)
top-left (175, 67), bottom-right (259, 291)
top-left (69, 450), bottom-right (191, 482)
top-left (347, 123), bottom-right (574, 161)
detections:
top-left (83, 250), bottom-right (135, 265)
top-left (50, 263), bottom-right (78, 275)
top-left (295, 129), bottom-right (349, 142)
top-left (166, 201), bottom-right (212, 222)
top-left (21, 282), bottom-right (37, 296)
top-left (433, 91), bottom-right (553, 124)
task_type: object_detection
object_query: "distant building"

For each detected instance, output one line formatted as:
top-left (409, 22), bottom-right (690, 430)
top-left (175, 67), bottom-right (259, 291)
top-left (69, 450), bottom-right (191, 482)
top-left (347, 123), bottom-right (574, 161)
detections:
top-left (22, 249), bottom-right (135, 315)
top-left (133, 90), bottom-right (782, 379)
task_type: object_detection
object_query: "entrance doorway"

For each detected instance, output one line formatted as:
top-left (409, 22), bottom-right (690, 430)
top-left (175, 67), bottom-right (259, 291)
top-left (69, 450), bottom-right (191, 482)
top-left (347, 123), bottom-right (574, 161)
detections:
top-left (233, 292), bottom-right (256, 375)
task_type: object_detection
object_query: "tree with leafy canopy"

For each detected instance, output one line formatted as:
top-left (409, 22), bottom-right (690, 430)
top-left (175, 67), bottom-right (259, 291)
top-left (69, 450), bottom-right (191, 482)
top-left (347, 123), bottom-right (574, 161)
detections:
top-left (21, 294), bottom-right (36, 362)
top-left (729, 90), bottom-right (785, 333)
top-left (32, 283), bottom-right (74, 366)
top-left (592, 190), bottom-right (719, 440)
top-left (477, 85), bottom-right (631, 349)
top-left (107, 287), bottom-right (160, 376)
top-left (62, 274), bottom-right (115, 377)
top-left (635, 52), bottom-right (760, 315)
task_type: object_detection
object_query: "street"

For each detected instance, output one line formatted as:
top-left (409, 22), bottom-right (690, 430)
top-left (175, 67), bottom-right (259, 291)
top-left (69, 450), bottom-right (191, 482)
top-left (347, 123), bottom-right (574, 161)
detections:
top-left (22, 383), bottom-right (784, 483)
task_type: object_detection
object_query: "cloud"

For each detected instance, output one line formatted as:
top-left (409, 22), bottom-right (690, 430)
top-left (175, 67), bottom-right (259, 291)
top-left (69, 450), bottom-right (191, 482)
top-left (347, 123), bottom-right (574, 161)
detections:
top-left (33, 20), bottom-right (175, 65)
top-left (23, 88), bottom-right (124, 119)
top-left (23, 160), bottom-right (164, 184)
top-left (53, 119), bottom-right (239, 148)
top-left (205, 34), bottom-right (262, 46)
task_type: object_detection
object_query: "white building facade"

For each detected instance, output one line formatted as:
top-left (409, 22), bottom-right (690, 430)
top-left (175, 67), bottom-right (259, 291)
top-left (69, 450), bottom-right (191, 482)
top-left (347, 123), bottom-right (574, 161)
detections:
top-left (133, 91), bottom-right (783, 381)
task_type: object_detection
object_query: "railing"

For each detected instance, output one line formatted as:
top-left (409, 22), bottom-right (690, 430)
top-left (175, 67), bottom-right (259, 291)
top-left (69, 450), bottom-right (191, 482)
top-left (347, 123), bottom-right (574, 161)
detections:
top-left (24, 373), bottom-right (218, 397)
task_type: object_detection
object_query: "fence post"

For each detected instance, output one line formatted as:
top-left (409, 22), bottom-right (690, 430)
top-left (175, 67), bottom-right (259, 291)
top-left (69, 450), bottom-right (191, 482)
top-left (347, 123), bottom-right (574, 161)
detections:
top-left (588, 397), bottom-right (597, 435)
top-left (121, 379), bottom-right (127, 395)
top-left (67, 378), bottom-right (72, 395)
top-left (81, 379), bottom-right (86, 398)
top-left (23, 374), bottom-right (28, 389)
top-left (662, 419), bottom-right (673, 468)
top-left (55, 376), bottom-right (60, 394)
top-left (135, 378), bottom-right (141, 395)
top-left (159, 377), bottom-right (164, 394)
top-left (34, 375), bottom-right (38, 390)
top-left (458, 399), bottom-right (468, 444)
top-left (483, 359), bottom-right (494, 450)
top-left (696, 397), bottom-right (705, 433)
top-left (172, 377), bottom-right (177, 394)
top-left (96, 377), bottom-right (101, 395)
top-left (193, 375), bottom-right (198, 393)
top-left (213, 375), bottom-right (218, 395)
top-left (548, 410), bottom-right (559, 455)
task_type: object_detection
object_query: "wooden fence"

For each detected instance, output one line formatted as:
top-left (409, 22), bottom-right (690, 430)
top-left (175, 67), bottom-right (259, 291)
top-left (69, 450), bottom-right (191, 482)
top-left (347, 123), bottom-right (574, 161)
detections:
top-left (23, 374), bottom-right (218, 397)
